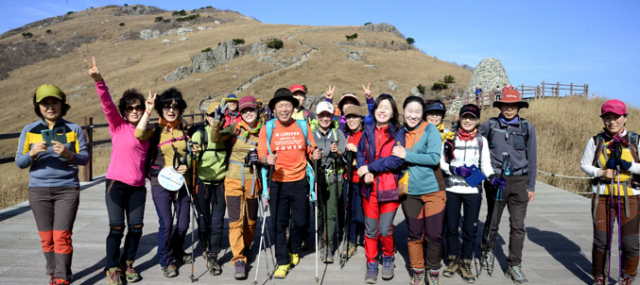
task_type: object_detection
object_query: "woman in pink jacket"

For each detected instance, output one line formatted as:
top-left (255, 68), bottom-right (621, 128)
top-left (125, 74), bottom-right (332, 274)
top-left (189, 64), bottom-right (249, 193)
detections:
top-left (85, 57), bottom-right (150, 285)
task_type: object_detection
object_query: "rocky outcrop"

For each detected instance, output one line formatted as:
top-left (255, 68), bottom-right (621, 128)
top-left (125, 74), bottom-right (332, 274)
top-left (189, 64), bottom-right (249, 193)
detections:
top-left (191, 40), bottom-right (241, 73)
top-left (388, 80), bottom-right (399, 92)
top-left (139, 29), bottom-right (161, 40)
top-left (115, 5), bottom-right (165, 16)
top-left (464, 57), bottom-right (510, 100)
top-left (348, 51), bottom-right (363, 61)
top-left (165, 65), bottom-right (191, 82)
top-left (363, 23), bottom-right (404, 38)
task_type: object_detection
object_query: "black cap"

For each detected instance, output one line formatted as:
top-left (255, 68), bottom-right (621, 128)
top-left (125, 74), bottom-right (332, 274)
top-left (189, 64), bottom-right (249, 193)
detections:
top-left (459, 104), bottom-right (480, 119)
top-left (268, 88), bottom-right (300, 110)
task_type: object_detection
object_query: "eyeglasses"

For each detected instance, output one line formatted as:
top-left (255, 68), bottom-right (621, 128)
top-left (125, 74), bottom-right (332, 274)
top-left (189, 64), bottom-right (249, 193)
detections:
top-left (125, 105), bottom-right (144, 112)
top-left (163, 105), bottom-right (178, 111)
top-left (241, 108), bottom-right (256, 114)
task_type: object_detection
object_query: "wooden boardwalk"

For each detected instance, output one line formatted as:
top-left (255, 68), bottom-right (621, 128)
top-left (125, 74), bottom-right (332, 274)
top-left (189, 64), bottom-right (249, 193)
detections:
top-left (0, 178), bottom-right (604, 284)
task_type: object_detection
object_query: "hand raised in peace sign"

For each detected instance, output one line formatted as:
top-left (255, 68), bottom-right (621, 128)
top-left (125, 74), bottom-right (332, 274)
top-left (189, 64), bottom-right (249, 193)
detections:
top-left (362, 83), bottom-right (373, 99)
top-left (145, 91), bottom-right (157, 113)
top-left (325, 84), bottom-right (336, 100)
top-left (83, 56), bottom-right (103, 82)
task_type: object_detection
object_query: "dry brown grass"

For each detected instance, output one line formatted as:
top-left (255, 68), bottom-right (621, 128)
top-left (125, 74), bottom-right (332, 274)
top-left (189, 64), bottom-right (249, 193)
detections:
top-left (479, 96), bottom-right (640, 194)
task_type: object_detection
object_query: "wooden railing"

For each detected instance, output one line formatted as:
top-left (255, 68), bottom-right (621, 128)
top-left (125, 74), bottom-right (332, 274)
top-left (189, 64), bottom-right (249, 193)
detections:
top-left (445, 82), bottom-right (588, 111)
top-left (0, 110), bottom-right (207, 181)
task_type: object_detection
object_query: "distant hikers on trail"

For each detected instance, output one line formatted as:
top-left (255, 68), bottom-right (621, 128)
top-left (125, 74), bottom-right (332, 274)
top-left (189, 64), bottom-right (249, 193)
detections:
top-left (15, 60), bottom-right (640, 285)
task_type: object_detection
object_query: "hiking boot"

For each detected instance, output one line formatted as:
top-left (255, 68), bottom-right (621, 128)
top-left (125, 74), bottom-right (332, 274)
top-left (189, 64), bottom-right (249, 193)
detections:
top-left (481, 249), bottom-right (495, 272)
top-left (344, 241), bottom-right (357, 257)
top-left (410, 268), bottom-right (425, 285)
top-left (54, 279), bottom-right (70, 285)
top-left (162, 264), bottom-right (178, 278)
top-left (381, 254), bottom-right (395, 280)
top-left (123, 260), bottom-right (140, 283)
top-left (106, 267), bottom-right (122, 285)
top-left (290, 253), bottom-right (300, 266)
top-left (206, 253), bottom-right (222, 276)
top-left (442, 255), bottom-right (459, 278)
top-left (459, 259), bottom-right (476, 283)
top-left (364, 262), bottom-right (378, 284)
top-left (593, 276), bottom-right (605, 285)
top-left (234, 260), bottom-right (246, 280)
top-left (504, 265), bottom-right (529, 285)
top-left (274, 264), bottom-right (290, 279)
top-left (325, 251), bottom-right (334, 264)
top-left (178, 252), bottom-right (193, 265)
top-left (427, 269), bottom-right (440, 285)
top-left (617, 275), bottom-right (635, 285)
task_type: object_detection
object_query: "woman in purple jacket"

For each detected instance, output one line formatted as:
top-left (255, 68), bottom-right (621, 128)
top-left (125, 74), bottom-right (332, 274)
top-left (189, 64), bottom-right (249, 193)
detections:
top-left (85, 57), bottom-right (150, 284)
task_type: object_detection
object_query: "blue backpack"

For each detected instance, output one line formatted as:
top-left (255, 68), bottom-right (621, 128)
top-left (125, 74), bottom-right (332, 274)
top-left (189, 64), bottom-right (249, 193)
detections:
top-left (261, 119), bottom-right (316, 202)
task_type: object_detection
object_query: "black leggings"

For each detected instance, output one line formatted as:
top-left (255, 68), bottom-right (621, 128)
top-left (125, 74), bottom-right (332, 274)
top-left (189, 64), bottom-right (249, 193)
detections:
top-left (105, 179), bottom-right (146, 269)
top-left (192, 179), bottom-right (226, 254)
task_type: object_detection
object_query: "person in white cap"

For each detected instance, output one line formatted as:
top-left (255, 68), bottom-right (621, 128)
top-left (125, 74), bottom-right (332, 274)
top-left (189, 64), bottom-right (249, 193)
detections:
top-left (312, 101), bottom-right (347, 263)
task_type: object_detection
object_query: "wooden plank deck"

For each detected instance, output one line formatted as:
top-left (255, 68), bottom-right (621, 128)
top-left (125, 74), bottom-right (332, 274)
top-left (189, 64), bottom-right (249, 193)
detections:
top-left (0, 178), bottom-right (602, 284)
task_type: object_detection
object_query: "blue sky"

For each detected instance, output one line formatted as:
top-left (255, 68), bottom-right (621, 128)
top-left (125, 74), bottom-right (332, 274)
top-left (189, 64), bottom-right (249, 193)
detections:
top-left (1, 0), bottom-right (639, 107)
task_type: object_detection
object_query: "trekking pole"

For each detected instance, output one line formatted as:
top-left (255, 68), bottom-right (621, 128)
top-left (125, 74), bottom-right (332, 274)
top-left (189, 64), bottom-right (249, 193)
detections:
top-left (616, 163), bottom-right (623, 282)
top-left (314, 156), bottom-right (320, 285)
top-left (253, 158), bottom-right (276, 285)
top-left (605, 175), bottom-right (614, 284)
top-left (183, 138), bottom-right (199, 283)
top-left (340, 151), bottom-right (353, 268)
top-left (481, 152), bottom-right (510, 277)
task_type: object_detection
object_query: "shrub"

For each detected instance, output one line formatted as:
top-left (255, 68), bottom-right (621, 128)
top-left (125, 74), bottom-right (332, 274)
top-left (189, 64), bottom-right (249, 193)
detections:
top-left (172, 9), bottom-right (188, 16)
top-left (119, 22), bottom-right (125, 27)
top-left (132, 6), bottom-right (137, 11)
top-left (431, 82), bottom-right (448, 92)
top-left (66, 11), bottom-right (74, 15)
top-left (232, 38), bottom-right (245, 45)
top-left (267, 39), bottom-right (283, 50)
top-left (202, 47), bottom-right (212, 52)
top-left (162, 19), bottom-right (171, 23)
top-left (391, 40), bottom-right (394, 45)
top-left (154, 16), bottom-right (163, 22)
top-left (417, 84), bottom-right (425, 94)
top-left (124, 3), bottom-right (128, 6)
top-left (175, 14), bottom-right (199, 22)
top-left (364, 22), bottom-right (372, 25)
top-left (21, 32), bottom-right (33, 38)
top-left (345, 33), bottom-right (358, 41)
top-left (406, 37), bottom-right (415, 45)
top-left (444, 75), bottom-right (455, 84)
top-left (46, 29), bottom-right (52, 34)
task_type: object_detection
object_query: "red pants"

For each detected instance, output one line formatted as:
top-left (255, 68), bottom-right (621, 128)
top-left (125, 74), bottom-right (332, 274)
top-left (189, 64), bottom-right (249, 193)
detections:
top-left (363, 189), bottom-right (399, 263)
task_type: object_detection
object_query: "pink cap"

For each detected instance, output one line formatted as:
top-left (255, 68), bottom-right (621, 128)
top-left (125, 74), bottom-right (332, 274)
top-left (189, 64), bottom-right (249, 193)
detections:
top-left (239, 96), bottom-right (257, 112)
top-left (600, 99), bottom-right (627, 117)
top-left (289, 84), bottom-right (306, 94)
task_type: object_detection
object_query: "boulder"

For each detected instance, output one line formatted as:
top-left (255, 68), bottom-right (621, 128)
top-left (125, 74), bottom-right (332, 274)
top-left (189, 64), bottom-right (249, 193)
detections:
top-left (348, 51), bottom-right (363, 61)
top-left (388, 80), bottom-right (399, 92)
top-left (191, 40), bottom-right (241, 73)
top-left (139, 29), bottom-right (161, 40)
top-left (165, 65), bottom-right (191, 82)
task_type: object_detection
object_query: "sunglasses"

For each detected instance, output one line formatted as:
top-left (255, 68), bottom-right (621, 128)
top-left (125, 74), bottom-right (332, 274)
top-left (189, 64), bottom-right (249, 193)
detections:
top-left (163, 104), bottom-right (179, 111)
top-left (126, 105), bottom-right (144, 112)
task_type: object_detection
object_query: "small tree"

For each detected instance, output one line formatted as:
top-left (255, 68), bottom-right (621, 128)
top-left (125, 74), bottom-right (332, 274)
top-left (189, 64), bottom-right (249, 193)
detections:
top-left (162, 19), bottom-right (171, 23)
top-left (232, 38), bottom-right (245, 45)
top-left (417, 84), bottom-right (426, 94)
top-left (345, 33), bottom-right (358, 41)
top-left (154, 16), bottom-right (164, 22)
top-left (124, 3), bottom-right (128, 6)
top-left (431, 82), bottom-right (448, 92)
top-left (46, 29), bottom-right (52, 34)
top-left (202, 47), bottom-right (212, 53)
top-left (119, 22), bottom-right (125, 27)
top-left (406, 37), bottom-right (415, 45)
top-left (21, 32), bottom-right (33, 38)
top-left (66, 11), bottom-right (74, 15)
top-left (364, 22), bottom-right (372, 25)
top-left (267, 39), bottom-right (283, 50)
top-left (444, 75), bottom-right (455, 84)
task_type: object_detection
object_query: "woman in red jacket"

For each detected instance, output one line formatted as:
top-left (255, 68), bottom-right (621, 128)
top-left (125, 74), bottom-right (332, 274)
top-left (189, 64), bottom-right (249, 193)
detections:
top-left (356, 94), bottom-right (405, 284)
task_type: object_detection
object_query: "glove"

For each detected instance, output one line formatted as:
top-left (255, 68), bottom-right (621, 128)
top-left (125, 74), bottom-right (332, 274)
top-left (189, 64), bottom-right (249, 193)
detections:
top-left (606, 157), bottom-right (618, 170)
top-left (619, 159), bottom-right (633, 171)
top-left (214, 105), bottom-right (224, 122)
top-left (245, 149), bottom-right (259, 165)
top-left (491, 176), bottom-right (506, 189)
top-left (454, 165), bottom-right (473, 178)
top-left (613, 145), bottom-right (633, 171)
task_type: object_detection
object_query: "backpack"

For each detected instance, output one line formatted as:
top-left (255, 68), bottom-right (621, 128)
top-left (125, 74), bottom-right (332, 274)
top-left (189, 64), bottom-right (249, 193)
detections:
top-left (187, 123), bottom-right (227, 162)
top-left (487, 117), bottom-right (529, 153)
top-left (260, 119), bottom-right (317, 201)
top-left (443, 128), bottom-right (484, 166)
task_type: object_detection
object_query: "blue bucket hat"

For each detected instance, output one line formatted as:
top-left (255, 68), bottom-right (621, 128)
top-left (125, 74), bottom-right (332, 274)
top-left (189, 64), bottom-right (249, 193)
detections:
top-left (425, 101), bottom-right (446, 113)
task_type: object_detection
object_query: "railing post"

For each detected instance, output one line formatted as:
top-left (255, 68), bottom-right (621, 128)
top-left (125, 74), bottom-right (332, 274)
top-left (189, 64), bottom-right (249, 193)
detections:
top-left (556, 82), bottom-right (560, 98)
top-left (83, 117), bottom-right (93, 182)
top-left (541, 81), bottom-right (545, 98)
top-left (570, 83), bottom-right (573, 95)
top-left (190, 109), bottom-right (195, 125)
top-left (585, 84), bottom-right (588, 97)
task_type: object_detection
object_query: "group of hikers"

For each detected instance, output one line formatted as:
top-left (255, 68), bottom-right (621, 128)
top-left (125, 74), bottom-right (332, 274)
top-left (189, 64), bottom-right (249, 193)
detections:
top-left (13, 56), bottom-right (640, 285)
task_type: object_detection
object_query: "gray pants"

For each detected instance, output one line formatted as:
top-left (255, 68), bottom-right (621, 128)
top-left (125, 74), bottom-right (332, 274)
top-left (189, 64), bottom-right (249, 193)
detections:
top-left (481, 175), bottom-right (528, 266)
top-left (29, 187), bottom-right (80, 281)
